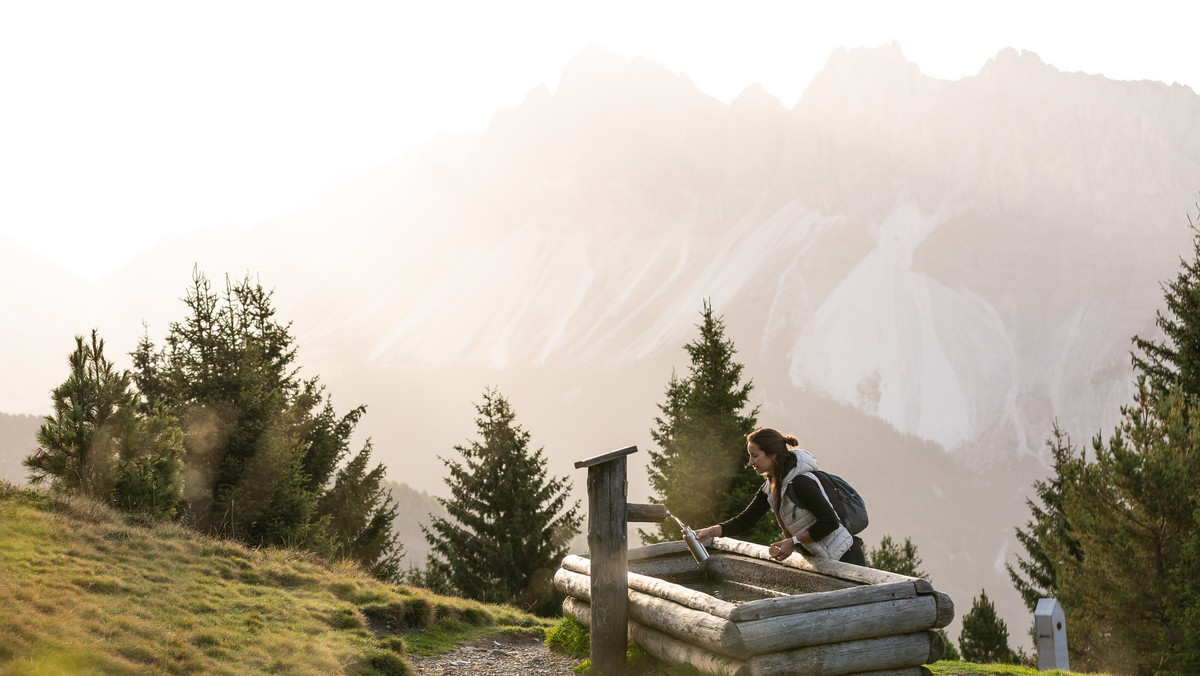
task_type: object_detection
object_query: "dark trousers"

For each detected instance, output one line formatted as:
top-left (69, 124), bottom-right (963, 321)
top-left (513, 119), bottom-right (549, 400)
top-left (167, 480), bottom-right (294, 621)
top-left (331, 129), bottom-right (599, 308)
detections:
top-left (839, 536), bottom-right (866, 566)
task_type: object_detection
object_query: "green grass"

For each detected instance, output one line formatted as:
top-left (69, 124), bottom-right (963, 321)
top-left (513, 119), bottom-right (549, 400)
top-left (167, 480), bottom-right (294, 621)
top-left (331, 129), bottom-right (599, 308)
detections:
top-left (930, 663), bottom-right (1100, 676)
top-left (0, 481), bottom-right (554, 675)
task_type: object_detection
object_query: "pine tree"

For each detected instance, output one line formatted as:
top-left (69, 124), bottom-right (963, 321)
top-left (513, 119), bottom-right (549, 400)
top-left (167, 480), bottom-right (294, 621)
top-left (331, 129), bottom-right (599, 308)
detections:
top-left (317, 436), bottom-right (402, 582)
top-left (133, 269), bottom-right (401, 576)
top-left (1054, 379), bottom-right (1200, 675)
top-left (1006, 422), bottom-right (1084, 612)
top-left (25, 330), bottom-right (184, 519)
top-left (958, 589), bottom-right (1017, 664)
top-left (1132, 212), bottom-right (1200, 400)
top-left (1176, 506), bottom-right (1200, 675)
top-left (643, 299), bottom-right (765, 544)
top-left (1004, 205), bottom-right (1200, 674)
top-left (1125, 205), bottom-right (1200, 674)
top-left (867, 534), bottom-right (928, 580)
top-left (421, 387), bottom-right (582, 615)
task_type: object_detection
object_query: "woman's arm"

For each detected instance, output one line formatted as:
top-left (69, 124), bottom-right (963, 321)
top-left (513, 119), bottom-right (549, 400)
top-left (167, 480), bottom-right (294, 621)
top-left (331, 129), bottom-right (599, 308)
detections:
top-left (694, 490), bottom-right (768, 540)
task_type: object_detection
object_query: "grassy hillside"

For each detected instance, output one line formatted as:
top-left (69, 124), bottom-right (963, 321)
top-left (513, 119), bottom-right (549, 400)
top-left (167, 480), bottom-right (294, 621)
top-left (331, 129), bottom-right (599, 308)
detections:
top-left (0, 480), bottom-right (552, 675)
top-left (0, 479), bottom-right (1108, 676)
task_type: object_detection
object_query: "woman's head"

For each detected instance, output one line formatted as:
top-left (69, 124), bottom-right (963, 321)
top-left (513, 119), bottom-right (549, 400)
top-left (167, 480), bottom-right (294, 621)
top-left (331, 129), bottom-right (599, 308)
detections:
top-left (747, 428), bottom-right (799, 497)
top-left (747, 428), bottom-right (798, 467)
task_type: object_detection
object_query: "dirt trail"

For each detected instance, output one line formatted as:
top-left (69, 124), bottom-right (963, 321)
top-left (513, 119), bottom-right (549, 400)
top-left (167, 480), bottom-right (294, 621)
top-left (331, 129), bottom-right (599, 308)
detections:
top-left (409, 631), bottom-right (583, 675)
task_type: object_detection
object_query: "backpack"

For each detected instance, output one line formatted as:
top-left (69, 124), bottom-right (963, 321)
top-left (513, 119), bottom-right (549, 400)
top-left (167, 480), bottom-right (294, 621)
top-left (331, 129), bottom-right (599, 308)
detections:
top-left (812, 470), bottom-right (869, 535)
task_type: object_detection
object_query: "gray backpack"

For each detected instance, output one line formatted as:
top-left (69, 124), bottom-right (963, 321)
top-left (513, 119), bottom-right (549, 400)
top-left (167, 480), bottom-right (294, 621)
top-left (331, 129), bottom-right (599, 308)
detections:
top-left (813, 470), bottom-right (869, 534)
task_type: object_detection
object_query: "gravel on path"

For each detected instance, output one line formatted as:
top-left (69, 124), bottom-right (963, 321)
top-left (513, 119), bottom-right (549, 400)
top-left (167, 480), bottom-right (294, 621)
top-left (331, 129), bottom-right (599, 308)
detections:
top-left (408, 631), bottom-right (585, 676)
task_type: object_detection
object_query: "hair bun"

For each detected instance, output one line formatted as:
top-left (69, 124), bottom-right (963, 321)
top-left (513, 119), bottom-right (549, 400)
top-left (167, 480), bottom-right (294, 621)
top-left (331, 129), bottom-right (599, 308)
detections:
top-left (784, 435), bottom-right (800, 446)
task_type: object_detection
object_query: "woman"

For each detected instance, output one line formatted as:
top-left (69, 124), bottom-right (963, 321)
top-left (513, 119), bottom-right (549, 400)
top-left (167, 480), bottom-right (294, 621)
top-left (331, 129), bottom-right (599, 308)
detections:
top-left (692, 427), bottom-right (866, 565)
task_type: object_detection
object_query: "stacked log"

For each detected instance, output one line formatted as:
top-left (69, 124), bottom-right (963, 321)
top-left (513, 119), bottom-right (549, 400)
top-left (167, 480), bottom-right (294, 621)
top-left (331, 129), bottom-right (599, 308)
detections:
top-left (554, 538), bottom-right (952, 676)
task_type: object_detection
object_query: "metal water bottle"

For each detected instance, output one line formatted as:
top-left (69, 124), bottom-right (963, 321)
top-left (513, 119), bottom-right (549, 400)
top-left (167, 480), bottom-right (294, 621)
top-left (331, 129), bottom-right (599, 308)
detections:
top-left (682, 526), bottom-right (710, 565)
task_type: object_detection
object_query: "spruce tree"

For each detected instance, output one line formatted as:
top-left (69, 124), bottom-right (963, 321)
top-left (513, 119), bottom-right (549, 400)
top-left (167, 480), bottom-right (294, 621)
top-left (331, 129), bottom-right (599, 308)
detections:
top-left (1054, 379), bottom-right (1200, 674)
top-left (1132, 212), bottom-right (1200, 400)
top-left (25, 330), bottom-right (184, 519)
top-left (133, 269), bottom-right (401, 576)
top-left (1176, 508), bottom-right (1200, 675)
top-left (1006, 422), bottom-right (1084, 612)
top-left (997, 207), bottom-right (1200, 673)
top-left (1124, 205), bottom-right (1200, 673)
top-left (958, 589), bottom-right (1016, 664)
top-left (421, 387), bottom-right (582, 615)
top-left (644, 299), bottom-right (766, 544)
top-left (317, 435), bottom-right (402, 581)
top-left (867, 534), bottom-right (928, 580)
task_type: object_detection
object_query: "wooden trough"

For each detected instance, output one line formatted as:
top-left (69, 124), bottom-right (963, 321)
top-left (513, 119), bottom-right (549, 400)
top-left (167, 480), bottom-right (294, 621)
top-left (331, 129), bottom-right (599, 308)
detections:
top-left (554, 537), bottom-right (954, 676)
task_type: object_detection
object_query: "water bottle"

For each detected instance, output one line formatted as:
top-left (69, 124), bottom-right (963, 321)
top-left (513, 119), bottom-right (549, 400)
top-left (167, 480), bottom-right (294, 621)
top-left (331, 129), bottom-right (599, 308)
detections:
top-left (683, 526), bottom-right (710, 565)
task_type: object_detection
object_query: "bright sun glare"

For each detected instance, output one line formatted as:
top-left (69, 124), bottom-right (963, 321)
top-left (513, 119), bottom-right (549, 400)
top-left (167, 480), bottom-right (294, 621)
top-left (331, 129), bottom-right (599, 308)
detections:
top-left (2, 1), bottom-right (1197, 282)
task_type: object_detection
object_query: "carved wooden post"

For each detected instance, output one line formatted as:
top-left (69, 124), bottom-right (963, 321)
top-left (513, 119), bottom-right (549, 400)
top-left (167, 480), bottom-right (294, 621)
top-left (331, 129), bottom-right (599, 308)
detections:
top-left (575, 446), bottom-right (637, 675)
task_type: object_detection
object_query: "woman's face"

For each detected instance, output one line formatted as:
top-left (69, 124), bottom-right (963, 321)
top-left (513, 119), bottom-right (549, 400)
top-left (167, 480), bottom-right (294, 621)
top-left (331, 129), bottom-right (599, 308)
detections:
top-left (746, 441), bottom-right (775, 476)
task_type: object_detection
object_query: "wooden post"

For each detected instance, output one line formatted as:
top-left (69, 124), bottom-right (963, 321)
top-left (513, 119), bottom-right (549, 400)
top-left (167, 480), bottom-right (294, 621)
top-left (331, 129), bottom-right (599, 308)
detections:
top-left (575, 445), bottom-right (638, 675)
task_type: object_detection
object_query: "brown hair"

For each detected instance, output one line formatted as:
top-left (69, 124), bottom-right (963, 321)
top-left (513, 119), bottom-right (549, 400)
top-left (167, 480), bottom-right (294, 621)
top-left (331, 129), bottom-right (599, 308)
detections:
top-left (747, 428), bottom-right (799, 505)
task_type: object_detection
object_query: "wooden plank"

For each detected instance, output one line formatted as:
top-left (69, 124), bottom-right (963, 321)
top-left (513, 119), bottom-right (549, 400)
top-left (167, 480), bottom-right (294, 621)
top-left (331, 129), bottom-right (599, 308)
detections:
top-left (736, 596), bottom-right (940, 655)
top-left (561, 553), bottom-right (592, 572)
top-left (629, 539), bottom-right (692, 561)
top-left (707, 555), bottom-right (856, 595)
top-left (934, 591), bottom-right (955, 629)
top-left (553, 567), bottom-right (576, 597)
top-left (629, 617), bottom-right (749, 676)
top-left (575, 445), bottom-right (638, 469)
top-left (557, 563), bottom-right (942, 658)
top-left (564, 551), bottom-right (946, 631)
top-left (627, 502), bottom-right (669, 523)
top-left (730, 580), bottom-right (921, 622)
top-left (585, 456), bottom-right (628, 675)
top-left (628, 547), bottom-right (857, 597)
top-left (626, 574), bottom-right (739, 621)
top-left (711, 537), bottom-right (918, 587)
top-left (563, 597), bottom-right (749, 676)
top-left (629, 539), bottom-right (934, 592)
top-left (556, 568), bottom-right (745, 656)
top-left (561, 555), bottom-right (739, 620)
top-left (747, 632), bottom-right (940, 676)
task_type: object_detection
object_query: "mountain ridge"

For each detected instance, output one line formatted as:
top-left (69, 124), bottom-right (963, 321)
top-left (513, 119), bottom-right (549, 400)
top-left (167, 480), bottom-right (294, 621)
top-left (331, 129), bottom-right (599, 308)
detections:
top-left (4, 44), bottom-right (1198, 650)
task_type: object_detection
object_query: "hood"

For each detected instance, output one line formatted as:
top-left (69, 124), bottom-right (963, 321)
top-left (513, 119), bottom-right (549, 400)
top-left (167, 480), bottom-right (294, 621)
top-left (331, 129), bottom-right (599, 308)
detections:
top-left (791, 448), bottom-right (819, 474)
top-left (761, 448), bottom-right (820, 497)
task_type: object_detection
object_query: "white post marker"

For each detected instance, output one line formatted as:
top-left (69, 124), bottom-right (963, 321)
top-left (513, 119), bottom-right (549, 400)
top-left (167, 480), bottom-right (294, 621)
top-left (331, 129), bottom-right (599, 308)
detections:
top-left (1034, 598), bottom-right (1069, 671)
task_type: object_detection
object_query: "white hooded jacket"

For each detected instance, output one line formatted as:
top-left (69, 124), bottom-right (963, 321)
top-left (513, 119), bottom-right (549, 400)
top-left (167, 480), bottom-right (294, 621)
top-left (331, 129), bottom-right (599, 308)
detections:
top-left (762, 449), bottom-right (854, 560)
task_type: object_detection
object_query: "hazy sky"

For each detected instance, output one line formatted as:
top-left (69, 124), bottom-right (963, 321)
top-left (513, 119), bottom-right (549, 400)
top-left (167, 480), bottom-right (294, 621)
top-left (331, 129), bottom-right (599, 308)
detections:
top-left (3, 1), bottom-right (1197, 282)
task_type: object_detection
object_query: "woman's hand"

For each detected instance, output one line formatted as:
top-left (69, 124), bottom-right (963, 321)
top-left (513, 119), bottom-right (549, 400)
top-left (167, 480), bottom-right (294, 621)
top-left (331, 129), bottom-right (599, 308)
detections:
top-left (768, 538), bottom-right (795, 561)
top-left (693, 525), bottom-right (721, 541)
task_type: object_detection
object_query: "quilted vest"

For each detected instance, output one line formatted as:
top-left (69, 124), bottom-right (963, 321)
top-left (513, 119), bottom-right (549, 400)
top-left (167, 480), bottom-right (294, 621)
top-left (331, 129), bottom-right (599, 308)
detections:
top-left (763, 449), bottom-right (854, 560)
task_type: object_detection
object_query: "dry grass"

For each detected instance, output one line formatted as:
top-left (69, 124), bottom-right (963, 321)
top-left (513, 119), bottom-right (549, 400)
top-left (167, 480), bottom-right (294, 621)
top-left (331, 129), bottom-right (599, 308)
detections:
top-left (0, 481), bottom-right (552, 675)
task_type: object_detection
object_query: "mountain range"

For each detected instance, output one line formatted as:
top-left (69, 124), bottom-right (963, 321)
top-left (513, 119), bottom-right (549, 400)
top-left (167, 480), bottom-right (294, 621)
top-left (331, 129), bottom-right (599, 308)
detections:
top-left (4, 43), bottom-right (1199, 648)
